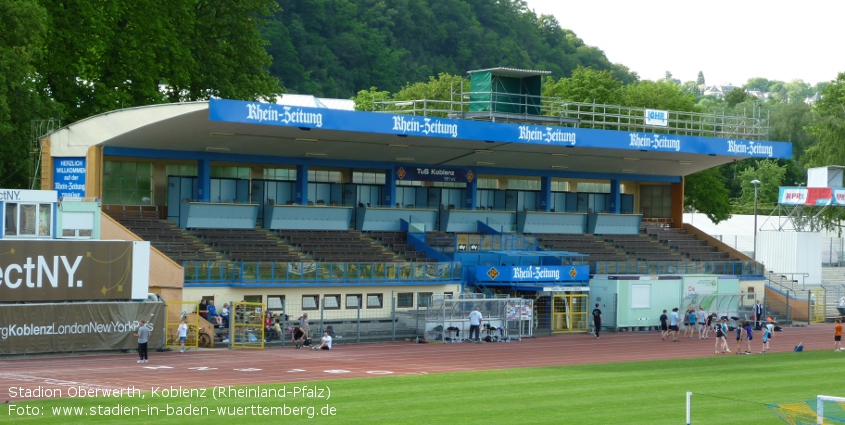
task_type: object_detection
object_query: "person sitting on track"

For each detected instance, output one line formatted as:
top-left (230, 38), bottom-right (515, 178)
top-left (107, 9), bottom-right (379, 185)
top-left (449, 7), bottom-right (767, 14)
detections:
top-left (312, 331), bottom-right (332, 351)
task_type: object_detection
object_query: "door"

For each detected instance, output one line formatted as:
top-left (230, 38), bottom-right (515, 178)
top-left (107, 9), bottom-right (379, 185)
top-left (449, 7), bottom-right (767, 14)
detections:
top-left (552, 293), bottom-right (589, 333)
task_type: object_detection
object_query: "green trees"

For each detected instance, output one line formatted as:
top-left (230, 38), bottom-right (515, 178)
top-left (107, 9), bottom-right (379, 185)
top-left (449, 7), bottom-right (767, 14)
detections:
top-left (805, 73), bottom-right (845, 168)
top-left (37, 0), bottom-right (280, 123)
top-left (0, 0), bottom-right (53, 189)
top-left (0, 0), bottom-right (282, 188)
top-left (266, 0), bottom-right (636, 98)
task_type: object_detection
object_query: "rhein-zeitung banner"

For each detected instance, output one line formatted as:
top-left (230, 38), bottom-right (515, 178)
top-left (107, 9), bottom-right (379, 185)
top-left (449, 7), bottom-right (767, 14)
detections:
top-left (0, 240), bottom-right (150, 302)
top-left (0, 302), bottom-right (165, 355)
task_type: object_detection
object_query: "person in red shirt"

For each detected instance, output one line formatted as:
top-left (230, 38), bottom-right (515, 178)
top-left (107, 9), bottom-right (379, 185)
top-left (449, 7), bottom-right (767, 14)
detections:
top-left (834, 319), bottom-right (842, 352)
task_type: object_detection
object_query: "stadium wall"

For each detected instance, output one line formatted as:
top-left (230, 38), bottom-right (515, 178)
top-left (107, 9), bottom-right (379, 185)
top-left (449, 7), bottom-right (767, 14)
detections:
top-left (100, 212), bottom-right (184, 304)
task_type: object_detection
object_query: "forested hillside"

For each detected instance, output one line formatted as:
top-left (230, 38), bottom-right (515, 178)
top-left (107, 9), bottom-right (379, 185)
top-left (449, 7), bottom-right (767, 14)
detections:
top-left (2, 0), bottom-right (844, 226)
top-left (262, 0), bottom-right (637, 97)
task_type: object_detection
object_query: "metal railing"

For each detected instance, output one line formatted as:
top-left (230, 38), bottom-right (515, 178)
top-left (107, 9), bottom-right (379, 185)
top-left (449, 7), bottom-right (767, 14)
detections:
top-left (183, 261), bottom-right (462, 285)
top-left (593, 260), bottom-right (765, 276)
top-left (370, 88), bottom-right (769, 140)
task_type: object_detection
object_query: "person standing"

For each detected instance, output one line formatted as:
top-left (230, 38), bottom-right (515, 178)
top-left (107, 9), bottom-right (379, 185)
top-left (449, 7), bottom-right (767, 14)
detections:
top-left (298, 313), bottom-right (311, 338)
top-left (714, 319), bottom-right (730, 354)
top-left (469, 307), bottom-right (483, 342)
top-left (591, 303), bottom-right (602, 339)
top-left (735, 320), bottom-right (745, 354)
top-left (697, 307), bottom-right (707, 339)
top-left (835, 319), bottom-right (842, 352)
top-left (754, 300), bottom-right (764, 330)
top-left (135, 320), bottom-right (150, 363)
top-left (659, 309), bottom-right (669, 340)
top-left (743, 321), bottom-right (754, 354)
top-left (761, 322), bottom-right (772, 353)
top-left (688, 309), bottom-right (697, 339)
top-left (669, 308), bottom-right (680, 342)
top-left (177, 317), bottom-right (188, 353)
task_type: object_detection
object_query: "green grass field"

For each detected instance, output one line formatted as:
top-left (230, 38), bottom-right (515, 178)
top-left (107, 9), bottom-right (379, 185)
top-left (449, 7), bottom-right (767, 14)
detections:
top-left (4, 350), bottom-right (842, 424)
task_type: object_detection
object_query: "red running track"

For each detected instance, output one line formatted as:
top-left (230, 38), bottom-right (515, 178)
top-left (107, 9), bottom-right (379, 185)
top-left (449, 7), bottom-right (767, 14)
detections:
top-left (0, 325), bottom-right (833, 401)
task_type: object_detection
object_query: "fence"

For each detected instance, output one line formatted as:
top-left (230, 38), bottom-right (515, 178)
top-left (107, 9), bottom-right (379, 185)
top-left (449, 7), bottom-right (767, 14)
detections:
top-left (183, 261), bottom-right (462, 285)
top-left (251, 293), bottom-right (534, 346)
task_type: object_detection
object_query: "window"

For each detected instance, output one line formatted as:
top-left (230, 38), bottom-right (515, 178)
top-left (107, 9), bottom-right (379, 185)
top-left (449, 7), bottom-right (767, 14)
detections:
top-left (302, 295), bottom-right (319, 310)
top-left (352, 171), bottom-right (385, 184)
top-left (323, 294), bottom-right (340, 310)
top-left (211, 166), bottom-right (251, 179)
top-left (103, 161), bottom-right (153, 205)
top-left (61, 211), bottom-right (94, 239)
top-left (366, 293), bottom-right (383, 309)
top-left (397, 293), bottom-right (414, 308)
top-left (431, 182), bottom-right (466, 188)
top-left (166, 163), bottom-right (197, 177)
top-left (264, 168), bottom-right (295, 181)
top-left (346, 294), bottom-right (362, 309)
top-left (576, 182), bottom-right (611, 193)
top-left (5, 203), bottom-right (52, 238)
top-left (477, 178), bottom-right (499, 189)
top-left (551, 180), bottom-right (570, 192)
top-left (417, 292), bottom-right (433, 308)
top-left (640, 185), bottom-right (672, 218)
top-left (309, 170), bottom-right (343, 183)
top-left (267, 295), bottom-right (286, 311)
top-left (507, 178), bottom-right (540, 190)
top-left (243, 295), bottom-right (262, 303)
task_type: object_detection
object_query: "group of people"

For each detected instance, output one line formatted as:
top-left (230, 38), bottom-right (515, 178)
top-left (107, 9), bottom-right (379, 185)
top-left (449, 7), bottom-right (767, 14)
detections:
top-left (657, 306), bottom-right (774, 354)
top-left (288, 313), bottom-right (332, 350)
top-left (199, 299), bottom-right (229, 328)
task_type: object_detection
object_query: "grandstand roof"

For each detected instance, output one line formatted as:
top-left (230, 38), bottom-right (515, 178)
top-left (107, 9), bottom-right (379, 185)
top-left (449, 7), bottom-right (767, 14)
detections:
top-left (45, 99), bottom-right (792, 180)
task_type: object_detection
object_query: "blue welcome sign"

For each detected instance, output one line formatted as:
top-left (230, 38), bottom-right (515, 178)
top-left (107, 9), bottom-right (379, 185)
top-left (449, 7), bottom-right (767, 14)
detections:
top-left (53, 157), bottom-right (86, 199)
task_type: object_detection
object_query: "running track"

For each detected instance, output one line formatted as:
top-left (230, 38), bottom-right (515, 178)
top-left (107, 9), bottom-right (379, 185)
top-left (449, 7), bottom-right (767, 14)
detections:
top-left (0, 325), bottom-right (832, 402)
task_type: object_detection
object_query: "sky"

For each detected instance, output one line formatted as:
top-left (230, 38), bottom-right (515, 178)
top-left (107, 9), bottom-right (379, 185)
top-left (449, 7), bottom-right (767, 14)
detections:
top-left (523, 0), bottom-right (845, 87)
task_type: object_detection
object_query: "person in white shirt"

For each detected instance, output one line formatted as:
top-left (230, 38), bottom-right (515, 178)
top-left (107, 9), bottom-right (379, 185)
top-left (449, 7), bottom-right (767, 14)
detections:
top-left (178, 317), bottom-right (188, 353)
top-left (312, 331), bottom-right (332, 350)
top-left (469, 307), bottom-right (483, 342)
top-left (697, 307), bottom-right (707, 339)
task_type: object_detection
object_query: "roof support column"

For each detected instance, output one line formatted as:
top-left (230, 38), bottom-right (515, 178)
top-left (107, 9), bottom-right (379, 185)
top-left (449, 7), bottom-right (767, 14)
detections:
top-left (196, 158), bottom-right (211, 202)
top-left (540, 176), bottom-right (551, 212)
top-left (295, 164), bottom-right (308, 205)
top-left (384, 168), bottom-right (396, 207)
top-left (609, 179), bottom-right (621, 213)
top-left (464, 177), bottom-right (477, 209)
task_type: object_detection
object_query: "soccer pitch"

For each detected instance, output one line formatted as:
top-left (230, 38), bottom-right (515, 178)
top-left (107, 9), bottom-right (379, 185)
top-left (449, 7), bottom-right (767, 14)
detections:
top-left (5, 350), bottom-right (840, 424)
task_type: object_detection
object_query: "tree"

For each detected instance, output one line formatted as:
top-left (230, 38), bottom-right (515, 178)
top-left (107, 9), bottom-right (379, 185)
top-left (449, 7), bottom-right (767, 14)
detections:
top-left (0, 0), bottom-right (56, 189)
top-left (37, 0), bottom-right (281, 123)
top-left (544, 66), bottom-right (624, 104)
top-left (684, 168), bottom-right (731, 223)
top-left (804, 73), bottom-right (845, 168)
top-left (724, 87), bottom-right (749, 108)
top-left (737, 159), bottom-right (786, 207)
top-left (768, 101), bottom-right (814, 162)
top-left (623, 80), bottom-right (696, 111)
top-left (696, 71), bottom-right (705, 86)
